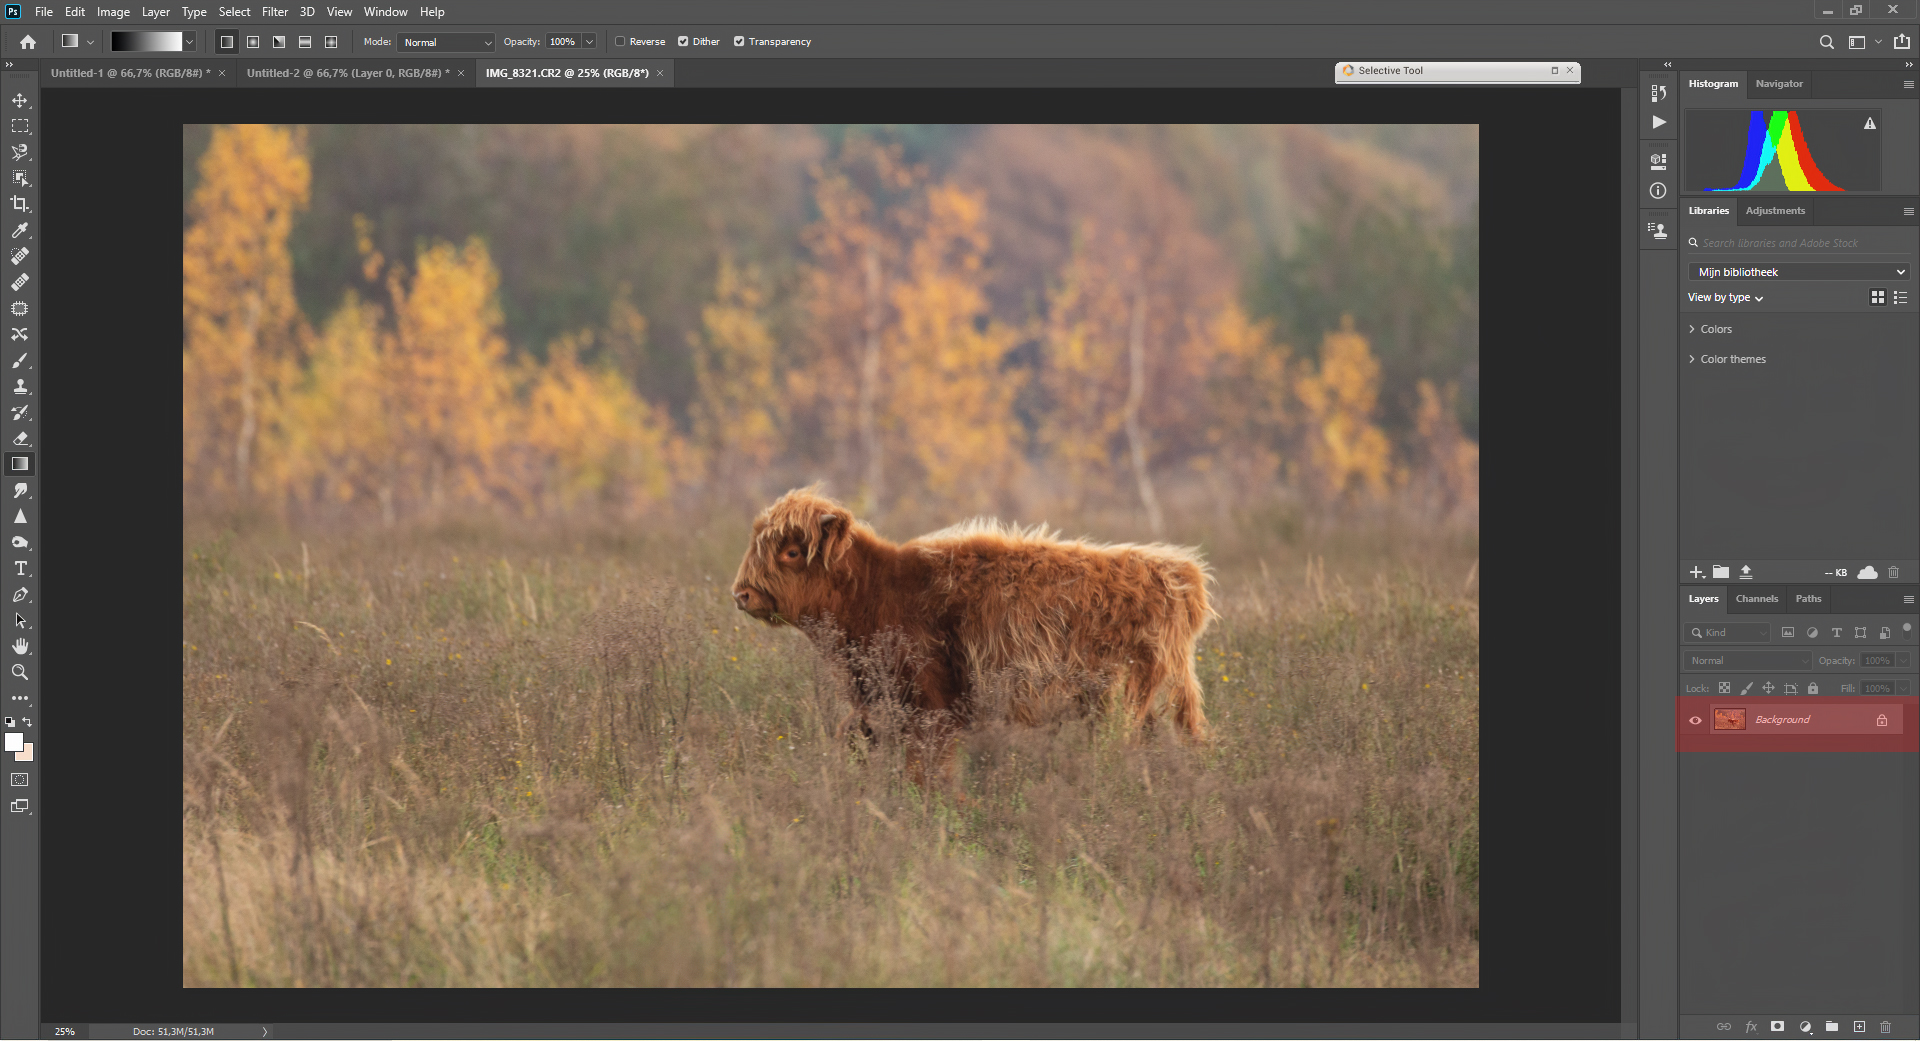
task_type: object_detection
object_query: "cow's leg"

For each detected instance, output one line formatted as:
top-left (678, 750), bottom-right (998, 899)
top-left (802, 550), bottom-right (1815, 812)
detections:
top-left (904, 710), bottom-right (962, 792)
top-left (1126, 653), bottom-right (1172, 734)
top-left (837, 707), bottom-right (875, 745)
top-left (1170, 653), bottom-right (1209, 737)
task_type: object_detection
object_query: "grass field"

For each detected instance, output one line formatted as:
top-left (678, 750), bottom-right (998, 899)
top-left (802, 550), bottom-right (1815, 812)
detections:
top-left (182, 506), bottom-right (1479, 987)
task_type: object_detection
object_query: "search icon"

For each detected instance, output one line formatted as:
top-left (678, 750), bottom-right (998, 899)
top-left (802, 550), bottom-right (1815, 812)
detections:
top-left (8, 663), bottom-right (23, 680)
top-left (1692, 627), bottom-right (1704, 639)
top-left (1820, 34), bottom-right (1834, 48)
top-left (1688, 237), bottom-right (1698, 247)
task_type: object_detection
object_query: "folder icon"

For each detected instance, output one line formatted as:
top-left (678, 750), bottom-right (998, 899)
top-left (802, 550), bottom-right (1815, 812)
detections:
top-left (1711, 565), bottom-right (1730, 578)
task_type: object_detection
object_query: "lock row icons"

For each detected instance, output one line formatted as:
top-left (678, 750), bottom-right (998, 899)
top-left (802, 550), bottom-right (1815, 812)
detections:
top-left (1712, 678), bottom-right (1913, 696)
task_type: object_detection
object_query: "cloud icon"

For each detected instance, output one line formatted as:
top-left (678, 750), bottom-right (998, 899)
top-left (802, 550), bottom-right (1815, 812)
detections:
top-left (1856, 565), bottom-right (1878, 580)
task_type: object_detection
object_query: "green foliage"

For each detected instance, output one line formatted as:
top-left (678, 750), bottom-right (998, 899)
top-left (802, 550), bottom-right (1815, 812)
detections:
top-left (187, 124), bottom-right (1476, 442)
top-left (1250, 182), bottom-right (1478, 440)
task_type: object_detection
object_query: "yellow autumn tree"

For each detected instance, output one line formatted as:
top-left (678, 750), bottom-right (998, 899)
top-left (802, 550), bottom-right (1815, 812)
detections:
top-left (1409, 378), bottom-right (1479, 523)
top-left (795, 137), bottom-right (917, 512)
top-left (689, 257), bottom-right (781, 494)
top-left (1036, 224), bottom-right (1136, 510)
top-left (520, 331), bottom-right (676, 514)
top-left (279, 291), bottom-right (388, 512)
top-left (1293, 317), bottom-right (1394, 502)
top-left (1198, 301), bottom-right (1294, 495)
top-left (885, 183), bottom-right (1025, 514)
top-left (597, 291), bottom-right (651, 397)
top-left (181, 123), bottom-right (311, 506)
top-left (381, 237), bottom-right (514, 514)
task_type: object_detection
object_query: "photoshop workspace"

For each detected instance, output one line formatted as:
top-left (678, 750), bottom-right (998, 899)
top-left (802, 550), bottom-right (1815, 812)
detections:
top-left (0, 0), bottom-right (1914, 1037)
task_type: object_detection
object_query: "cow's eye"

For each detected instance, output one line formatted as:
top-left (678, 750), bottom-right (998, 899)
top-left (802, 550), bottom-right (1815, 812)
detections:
top-left (781, 547), bottom-right (802, 562)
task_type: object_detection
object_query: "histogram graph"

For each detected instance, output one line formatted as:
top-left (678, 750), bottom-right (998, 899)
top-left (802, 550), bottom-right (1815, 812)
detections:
top-left (1684, 108), bottom-right (1881, 193)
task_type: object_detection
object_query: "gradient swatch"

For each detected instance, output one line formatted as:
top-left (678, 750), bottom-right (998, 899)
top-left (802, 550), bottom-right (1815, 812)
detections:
top-left (1707, 110), bottom-right (1844, 192)
top-left (109, 31), bottom-right (187, 52)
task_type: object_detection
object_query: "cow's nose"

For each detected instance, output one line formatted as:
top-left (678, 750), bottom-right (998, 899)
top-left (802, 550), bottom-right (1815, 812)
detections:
top-left (732, 589), bottom-right (751, 610)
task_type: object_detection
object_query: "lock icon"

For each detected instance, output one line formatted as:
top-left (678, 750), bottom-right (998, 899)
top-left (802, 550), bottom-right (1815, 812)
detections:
top-left (1876, 714), bottom-right (1889, 727)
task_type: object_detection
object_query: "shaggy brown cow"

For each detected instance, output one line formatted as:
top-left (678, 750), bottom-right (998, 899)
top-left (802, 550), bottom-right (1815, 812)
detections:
top-left (730, 487), bottom-right (1213, 757)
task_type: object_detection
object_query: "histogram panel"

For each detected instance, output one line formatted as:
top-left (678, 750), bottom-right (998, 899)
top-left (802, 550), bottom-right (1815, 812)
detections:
top-left (1683, 108), bottom-right (1882, 192)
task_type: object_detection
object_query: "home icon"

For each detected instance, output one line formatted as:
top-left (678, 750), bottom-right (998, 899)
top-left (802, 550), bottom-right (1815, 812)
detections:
top-left (17, 35), bottom-right (32, 50)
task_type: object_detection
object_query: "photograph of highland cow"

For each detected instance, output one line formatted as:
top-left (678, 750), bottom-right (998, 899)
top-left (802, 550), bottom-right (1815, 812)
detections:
top-left (183, 123), bottom-right (1480, 987)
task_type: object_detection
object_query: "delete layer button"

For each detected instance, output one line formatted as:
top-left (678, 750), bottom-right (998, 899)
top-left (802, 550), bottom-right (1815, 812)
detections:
top-left (1709, 702), bottom-right (1903, 734)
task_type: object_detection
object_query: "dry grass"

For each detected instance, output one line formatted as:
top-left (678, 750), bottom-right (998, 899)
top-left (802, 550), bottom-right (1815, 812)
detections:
top-left (182, 507), bottom-right (1479, 987)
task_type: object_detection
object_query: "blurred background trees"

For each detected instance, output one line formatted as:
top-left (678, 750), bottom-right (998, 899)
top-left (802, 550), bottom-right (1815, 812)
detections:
top-left (183, 123), bottom-right (1478, 529)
